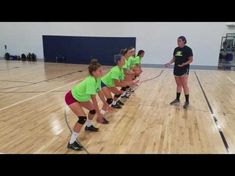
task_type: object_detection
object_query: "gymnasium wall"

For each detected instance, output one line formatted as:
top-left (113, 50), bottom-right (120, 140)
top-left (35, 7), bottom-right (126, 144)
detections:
top-left (42, 35), bottom-right (136, 65)
top-left (0, 22), bottom-right (234, 66)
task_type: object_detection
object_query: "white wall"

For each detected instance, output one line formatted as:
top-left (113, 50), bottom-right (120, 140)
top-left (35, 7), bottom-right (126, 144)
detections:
top-left (0, 22), bottom-right (234, 66)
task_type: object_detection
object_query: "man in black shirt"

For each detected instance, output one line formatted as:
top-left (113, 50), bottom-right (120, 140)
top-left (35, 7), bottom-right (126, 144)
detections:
top-left (165, 36), bottom-right (193, 109)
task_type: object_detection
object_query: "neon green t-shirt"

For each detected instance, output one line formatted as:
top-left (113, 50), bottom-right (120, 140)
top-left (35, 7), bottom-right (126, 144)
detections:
top-left (71, 75), bottom-right (101, 102)
top-left (123, 56), bottom-right (134, 70)
top-left (101, 66), bottom-right (124, 87)
top-left (132, 56), bottom-right (141, 65)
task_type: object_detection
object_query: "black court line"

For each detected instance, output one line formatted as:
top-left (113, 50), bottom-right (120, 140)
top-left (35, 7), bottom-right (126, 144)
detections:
top-left (0, 70), bottom-right (84, 90)
top-left (194, 71), bottom-right (230, 153)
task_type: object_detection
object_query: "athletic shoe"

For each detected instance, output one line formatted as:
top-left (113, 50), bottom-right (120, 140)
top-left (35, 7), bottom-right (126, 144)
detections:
top-left (129, 87), bottom-right (135, 92)
top-left (97, 117), bottom-right (109, 124)
top-left (121, 94), bottom-right (129, 99)
top-left (117, 100), bottom-right (124, 106)
top-left (111, 104), bottom-right (122, 109)
top-left (102, 118), bottom-right (109, 124)
top-left (170, 99), bottom-right (180, 105)
top-left (67, 141), bottom-right (83, 151)
top-left (85, 125), bottom-right (99, 132)
top-left (183, 102), bottom-right (189, 109)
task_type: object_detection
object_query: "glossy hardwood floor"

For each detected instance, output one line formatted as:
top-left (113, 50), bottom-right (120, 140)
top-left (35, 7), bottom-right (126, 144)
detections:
top-left (0, 60), bottom-right (234, 154)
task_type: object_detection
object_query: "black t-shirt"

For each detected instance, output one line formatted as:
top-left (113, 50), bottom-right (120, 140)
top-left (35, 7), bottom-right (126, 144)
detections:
top-left (173, 45), bottom-right (193, 69)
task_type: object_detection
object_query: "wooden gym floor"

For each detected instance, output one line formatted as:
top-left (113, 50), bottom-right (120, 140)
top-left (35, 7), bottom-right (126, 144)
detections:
top-left (0, 60), bottom-right (234, 154)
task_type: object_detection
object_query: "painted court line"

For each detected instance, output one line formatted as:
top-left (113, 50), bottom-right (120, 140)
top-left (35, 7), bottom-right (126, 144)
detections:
top-left (0, 79), bottom-right (82, 112)
top-left (195, 71), bottom-right (230, 153)
top-left (227, 76), bottom-right (235, 85)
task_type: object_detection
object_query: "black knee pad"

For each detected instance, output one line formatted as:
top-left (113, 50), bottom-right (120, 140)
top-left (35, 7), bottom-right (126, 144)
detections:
top-left (114, 94), bottom-right (121, 98)
top-left (89, 109), bottom-right (96, 115)
top-left (77, 116), bottom-right (87, 125)
top-left (106, 98), bottom-right (113, 105)
top-left (121, 87), bottom-right (127, 91)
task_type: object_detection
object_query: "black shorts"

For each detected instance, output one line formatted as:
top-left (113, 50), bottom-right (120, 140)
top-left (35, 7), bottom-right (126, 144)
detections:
top-left (101, 81), bottom-right (108, 88)
top-left (174, 67), bottom-right (189, 77)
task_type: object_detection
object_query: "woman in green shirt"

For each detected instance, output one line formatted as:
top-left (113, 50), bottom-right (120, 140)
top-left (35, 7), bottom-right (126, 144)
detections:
top-left (120, 47), bottom-right (136, 95)
top-left (132, 50), bottom-right (145, 77)
top-left (65, 59), bottom-right (111, 151)
top-left (101, 54), bottom-right (138, 109)
top-left (123, 47), bottom-right (136, 80)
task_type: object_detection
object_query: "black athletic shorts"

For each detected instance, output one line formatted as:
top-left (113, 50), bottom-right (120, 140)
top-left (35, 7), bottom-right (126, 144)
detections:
top-left (173, 67), bottom-right (189, 77)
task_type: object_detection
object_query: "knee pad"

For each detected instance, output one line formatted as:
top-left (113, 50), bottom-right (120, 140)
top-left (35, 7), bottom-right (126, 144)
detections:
top-left (106, 98), bottom-right (113, 105)
top-left (114, 94), bottom-right (121, 98)
top-left (77, 116), bottom-right (87, 125)
top-left (121, 87), bottom-right (127, 91)
top-left (89, 109), bottom-right (96, 115)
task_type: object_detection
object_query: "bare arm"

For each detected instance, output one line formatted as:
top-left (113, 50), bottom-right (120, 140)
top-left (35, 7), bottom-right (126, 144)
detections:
top-left (165, 56), bottom-right (176, 67)
top-left (97, 91), bottom-right (108, 106)
top-left (91, 95), bottom-right (102, 116)
top-left (178, 56), bottom-right (193, 67)
top-left (114, 79), bottom-right (137, 87)
top-left (168, 56), bottom-right (176, 64)
top-left (124, 68), bottom-right (135, 75)
top-left (184, 56), bottom-right (193, 65)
